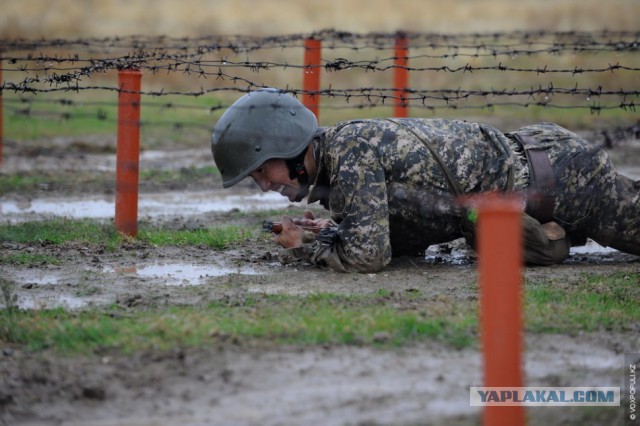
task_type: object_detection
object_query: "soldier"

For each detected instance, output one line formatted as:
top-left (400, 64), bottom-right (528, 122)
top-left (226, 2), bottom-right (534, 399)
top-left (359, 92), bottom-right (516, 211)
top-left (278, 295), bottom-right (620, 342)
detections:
top-left (211, 88), bottom-right (640, 273)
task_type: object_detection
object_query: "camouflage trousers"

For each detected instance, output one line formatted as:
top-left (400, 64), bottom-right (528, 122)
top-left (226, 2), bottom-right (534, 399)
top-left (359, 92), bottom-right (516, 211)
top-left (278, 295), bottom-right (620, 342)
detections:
top-left (510, 123), bottom-right (640, 260)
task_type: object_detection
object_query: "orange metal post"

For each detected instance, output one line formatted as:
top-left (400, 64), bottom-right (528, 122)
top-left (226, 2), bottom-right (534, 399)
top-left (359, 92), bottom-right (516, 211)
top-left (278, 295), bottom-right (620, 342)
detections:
top-left (302, 38), bottom-right (321, 119)
top-left (393, 32), bottom-right (409, 118)
top-left (476, 194), bottom-right (525, 426)
top-left (115, 69), bottom-right (143, 237)
top-left (0, 52), bottom-right (3, 164)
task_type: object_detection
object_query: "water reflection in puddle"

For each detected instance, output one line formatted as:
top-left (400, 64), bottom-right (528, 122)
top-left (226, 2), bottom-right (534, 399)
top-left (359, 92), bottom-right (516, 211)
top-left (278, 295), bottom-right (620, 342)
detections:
top-left (105, 263), bottom-right (261, 285)
top-left (0, 190), bottom-right (290, 222)
top-left (8, 263), bottom-right (261, 310)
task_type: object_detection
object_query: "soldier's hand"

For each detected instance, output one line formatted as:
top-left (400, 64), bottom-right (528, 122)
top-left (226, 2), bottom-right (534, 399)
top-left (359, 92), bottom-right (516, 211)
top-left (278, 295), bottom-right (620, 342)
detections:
top-left (293, 210), bottom-right (334, 234)
top-left (274, 216), bottom-right (304, 248)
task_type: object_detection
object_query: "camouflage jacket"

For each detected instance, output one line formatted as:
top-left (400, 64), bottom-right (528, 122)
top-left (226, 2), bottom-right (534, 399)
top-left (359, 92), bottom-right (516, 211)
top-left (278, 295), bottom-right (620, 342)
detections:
top-left (303, 118), bottom-right (531, 272)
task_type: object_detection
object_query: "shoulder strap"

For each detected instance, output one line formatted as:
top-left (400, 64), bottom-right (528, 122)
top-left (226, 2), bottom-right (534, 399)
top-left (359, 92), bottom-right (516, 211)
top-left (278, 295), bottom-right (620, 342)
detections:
top-left (384, 118), bottom-right (463, 196)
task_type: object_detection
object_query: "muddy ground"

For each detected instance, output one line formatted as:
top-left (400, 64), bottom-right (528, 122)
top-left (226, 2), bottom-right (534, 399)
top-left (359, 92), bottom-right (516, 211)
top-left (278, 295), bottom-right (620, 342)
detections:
top-left (0, 130), bottom-right (639, 425)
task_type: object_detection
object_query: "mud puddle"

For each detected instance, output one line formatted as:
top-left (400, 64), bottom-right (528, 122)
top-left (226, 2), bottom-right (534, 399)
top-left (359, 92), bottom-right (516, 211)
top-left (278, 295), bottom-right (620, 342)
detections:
top-left (7, 259), bottom-right (269, 309)
top-left (0, 190), bottom-right (290, 223)
top-left (103, 262), bottom-right (262, 285)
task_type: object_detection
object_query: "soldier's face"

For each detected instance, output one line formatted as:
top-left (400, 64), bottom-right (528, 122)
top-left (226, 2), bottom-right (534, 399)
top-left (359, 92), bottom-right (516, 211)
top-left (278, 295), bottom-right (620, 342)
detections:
top-left (250, 159), bottom-right (300, 202)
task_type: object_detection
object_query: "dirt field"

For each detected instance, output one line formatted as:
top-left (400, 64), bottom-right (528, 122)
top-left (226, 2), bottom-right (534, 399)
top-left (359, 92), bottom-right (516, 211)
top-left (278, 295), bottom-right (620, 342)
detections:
top-left (2, 0), bottom-right (639, 422)
top-left (0, 128), bottom-right (638, 425)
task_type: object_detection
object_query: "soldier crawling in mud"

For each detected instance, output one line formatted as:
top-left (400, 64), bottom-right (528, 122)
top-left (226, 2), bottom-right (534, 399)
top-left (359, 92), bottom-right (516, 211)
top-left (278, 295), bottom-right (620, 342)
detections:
top-left (211, 88), bottom-right (640, 273)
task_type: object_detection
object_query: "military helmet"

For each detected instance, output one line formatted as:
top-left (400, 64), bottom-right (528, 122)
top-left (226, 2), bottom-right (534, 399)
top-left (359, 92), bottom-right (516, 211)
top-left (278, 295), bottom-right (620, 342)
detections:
top-left (211, 88), bottom-right (318, 188)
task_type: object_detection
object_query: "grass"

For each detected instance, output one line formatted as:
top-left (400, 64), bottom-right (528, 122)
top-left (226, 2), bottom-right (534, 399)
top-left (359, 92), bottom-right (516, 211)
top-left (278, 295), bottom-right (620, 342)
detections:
top-left (0, 217), bottom-right (252, 254)
top-left (0, 291), bottom-right (478, 353)
top-left (0, 218), bottom-right (121, 246)
top-left (2, 92), bottom-right (220, 145)
top-left (0, 252), bottom-right (61, 267)
top-left (0, 174), bottom-right (54, 195)
top-left (0, 271), bottom-right (638, 354)
top-left (526, 271), bottom-right (640, 333)
top-left (137, 226), bottom-right (249, 248)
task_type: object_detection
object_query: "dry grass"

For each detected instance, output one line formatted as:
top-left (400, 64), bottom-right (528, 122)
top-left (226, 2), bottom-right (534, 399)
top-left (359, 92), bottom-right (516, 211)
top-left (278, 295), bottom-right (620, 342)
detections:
top-left (2, 0), bottom-right (639, 38)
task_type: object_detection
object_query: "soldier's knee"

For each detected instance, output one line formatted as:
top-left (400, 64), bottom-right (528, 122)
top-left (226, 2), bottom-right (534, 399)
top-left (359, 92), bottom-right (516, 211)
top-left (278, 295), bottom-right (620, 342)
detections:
top-left (524, 237), bottom-right (570, 265)
top-left (521, 215), bottom-right (570, 265)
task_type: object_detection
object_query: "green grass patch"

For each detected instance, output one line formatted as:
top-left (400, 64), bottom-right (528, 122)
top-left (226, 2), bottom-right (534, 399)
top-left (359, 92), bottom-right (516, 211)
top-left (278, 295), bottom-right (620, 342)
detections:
top-left (0, 174), bottom-right (54, 195)
top-left (525, 271), bottom-right (640, 333)
top-left (0, 218), bottom-right (121, 247)
top-left (0, 218), bottom-right (252, 249)
top-left (0, 292), bottom-right (478, 353)
top-left (137, 226), bottom-right (250, 248)
top-left (3, 92), bottom-right (222, 144)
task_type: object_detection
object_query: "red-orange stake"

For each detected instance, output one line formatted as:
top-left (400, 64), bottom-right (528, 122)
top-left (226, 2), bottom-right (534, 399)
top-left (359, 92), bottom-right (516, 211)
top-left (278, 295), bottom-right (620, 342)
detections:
top-left (476, 193), bottom-right (525, 426)
top-left (302, 38), bottom-right (321, 119)
top-left (393, 32), bottom-right (409, 118)
top-left (0, 51), bottom-right (3, 164)
top-left (115, 69), bottom-right (143, 237)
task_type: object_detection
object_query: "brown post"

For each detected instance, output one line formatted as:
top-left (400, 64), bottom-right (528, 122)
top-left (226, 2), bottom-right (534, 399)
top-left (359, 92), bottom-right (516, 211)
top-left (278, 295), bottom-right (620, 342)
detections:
top-left (0, 51), bottom-right (3, 164)
top-left (303, 38), bottom-right (321, 119)
top-left (476, 193), bottom-right (526, 426)
top-left (115, 69), bottom-right (143, 237)
top-left (393, 32), bottom-right (409, 117)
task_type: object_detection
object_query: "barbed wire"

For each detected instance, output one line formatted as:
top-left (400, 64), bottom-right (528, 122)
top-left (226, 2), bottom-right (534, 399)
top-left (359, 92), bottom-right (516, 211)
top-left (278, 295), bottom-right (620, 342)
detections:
top-left (2, 51), bottom-right (639, 91)
top-left (6, 60), bottom-right (639, 90)
top-left (4, 83), bottom-right (639, 99)
top-left (3, 38), bottom-right (639, 67)
top-left (3, 99), bottom-right (637, 134)
top-left (2, 30), bottom-right (639, 89)
top-left (2, 75), bottom-right (639, 113)
top-left (2, 29), bottom-right (639, 51)
top-left (1, 29), bottom-right (639, 117)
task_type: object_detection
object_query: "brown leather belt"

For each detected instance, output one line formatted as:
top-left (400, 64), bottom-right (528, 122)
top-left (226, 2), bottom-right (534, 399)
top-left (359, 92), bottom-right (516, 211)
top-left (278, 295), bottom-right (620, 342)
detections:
top-left (513, 133), bottom-right (556, 223)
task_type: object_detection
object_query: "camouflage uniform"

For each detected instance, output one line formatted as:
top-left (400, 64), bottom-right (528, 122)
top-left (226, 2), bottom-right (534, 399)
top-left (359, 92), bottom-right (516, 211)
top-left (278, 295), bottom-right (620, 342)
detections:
top-left (294, 118), bottom-right (639, 273)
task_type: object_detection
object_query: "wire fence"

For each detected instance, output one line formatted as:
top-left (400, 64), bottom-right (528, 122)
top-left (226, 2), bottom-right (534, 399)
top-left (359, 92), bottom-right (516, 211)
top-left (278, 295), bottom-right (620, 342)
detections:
top-left (2, 30), bottom-right (640, 112)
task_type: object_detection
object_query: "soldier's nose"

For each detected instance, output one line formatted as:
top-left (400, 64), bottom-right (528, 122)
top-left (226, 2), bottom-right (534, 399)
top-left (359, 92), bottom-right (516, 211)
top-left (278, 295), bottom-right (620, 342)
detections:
top-left (252, 176), bottom-right (270, 192)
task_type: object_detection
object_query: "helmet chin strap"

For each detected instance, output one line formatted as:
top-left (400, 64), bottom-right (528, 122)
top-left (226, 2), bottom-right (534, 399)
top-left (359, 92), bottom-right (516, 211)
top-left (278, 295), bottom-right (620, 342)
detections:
top-left (286, 149), bottom-right (311, 201)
